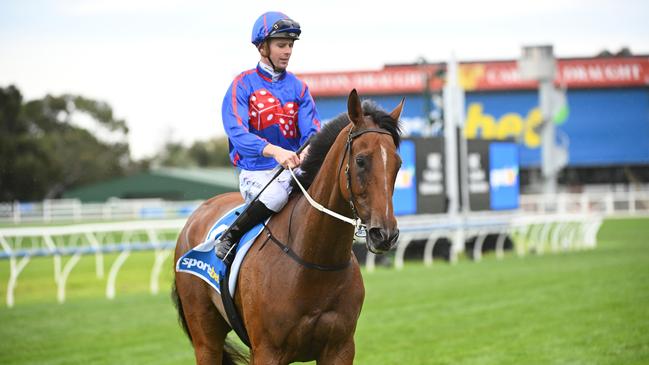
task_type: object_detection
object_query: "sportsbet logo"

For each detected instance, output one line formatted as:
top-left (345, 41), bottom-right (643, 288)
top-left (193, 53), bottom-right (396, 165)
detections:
top-left (182, 258), bottom-right (220, 283)
top-left (490, 166), bottom-right (519, 188)
top-left (463, 103), bottom-right (543, 148)
top-left (208, 266), bottom-right (219, 282)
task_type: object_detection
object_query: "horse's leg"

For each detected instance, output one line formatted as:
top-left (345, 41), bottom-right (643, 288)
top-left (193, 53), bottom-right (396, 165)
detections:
top-left (316, 339), bottom-right (355, 365)
top-left (176, 275), bottom-right (230, 365)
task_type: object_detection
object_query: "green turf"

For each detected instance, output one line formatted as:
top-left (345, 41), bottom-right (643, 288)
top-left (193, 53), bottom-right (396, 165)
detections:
top-left (1, 218), bottom-right (648, 364)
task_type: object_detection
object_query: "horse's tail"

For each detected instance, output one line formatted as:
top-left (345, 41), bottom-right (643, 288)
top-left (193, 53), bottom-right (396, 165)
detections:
top-left (223, 339), bottom-right (250, 365)
top-left (171, 280), bottom-right (192, 343)
top-left (171, 281), bottom-right (250, 364)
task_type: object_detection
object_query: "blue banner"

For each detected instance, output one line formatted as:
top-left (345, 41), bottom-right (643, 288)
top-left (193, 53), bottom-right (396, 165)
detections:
top-left (316, 87), bottom-right (649, 167)
top-left (464, 88), bottom-right (649, 167)
top-left (489, 143), bottom-right (519, 210)
top-left (393, 140), bottom-right (417, 215)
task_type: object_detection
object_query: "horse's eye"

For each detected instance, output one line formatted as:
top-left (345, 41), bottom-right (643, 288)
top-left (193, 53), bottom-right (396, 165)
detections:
top-left (355, 156), bottom-right (366, 169)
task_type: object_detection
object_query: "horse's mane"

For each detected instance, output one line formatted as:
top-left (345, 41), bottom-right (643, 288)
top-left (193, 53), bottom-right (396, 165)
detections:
top-left (293, 100), bottom-right (402, 191)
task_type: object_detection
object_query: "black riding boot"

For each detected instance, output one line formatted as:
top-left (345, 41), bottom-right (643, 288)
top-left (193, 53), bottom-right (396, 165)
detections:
top-left (216, 200), bottom-right (274, 265)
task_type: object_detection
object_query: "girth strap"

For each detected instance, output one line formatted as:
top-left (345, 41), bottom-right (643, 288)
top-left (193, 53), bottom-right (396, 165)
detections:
top-left (263, 226), bottom-right (351, 272)
top-left (220, 270), bottom-right (251, 347)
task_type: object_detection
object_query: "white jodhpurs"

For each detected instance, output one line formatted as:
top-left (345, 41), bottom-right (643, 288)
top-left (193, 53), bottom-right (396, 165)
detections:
top-left (238, 169), bottom-right (295, 212)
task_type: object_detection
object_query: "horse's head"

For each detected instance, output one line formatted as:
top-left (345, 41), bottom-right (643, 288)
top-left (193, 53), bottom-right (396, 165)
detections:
top-left (342, 89), bottom-right (404, 254)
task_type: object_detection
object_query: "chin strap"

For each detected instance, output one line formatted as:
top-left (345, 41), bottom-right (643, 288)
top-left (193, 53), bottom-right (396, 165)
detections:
top-left (259, 59), bottom-right (283, 80)
top-left (260, 42), bottom-right (282, 75)
top-left (267, 58), bottom-right (279, 74)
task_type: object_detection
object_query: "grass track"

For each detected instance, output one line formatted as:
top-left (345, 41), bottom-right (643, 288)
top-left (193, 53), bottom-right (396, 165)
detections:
top-left (1, 218), bottom-right (648, 364)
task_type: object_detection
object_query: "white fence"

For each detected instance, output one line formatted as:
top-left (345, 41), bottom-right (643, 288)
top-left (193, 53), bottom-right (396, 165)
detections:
top-left (0, 220), bottom-right (184, 307)
top-left (366, 212), bottom-right (602, 271)
top-left (521, 190), bottom-right (649, 216)
top-left (0, 198), bottom-right (202, 224)
top-left (0, 212), bottom-right (603, 307)
top-left (1, 189), bottom-right (647, 225)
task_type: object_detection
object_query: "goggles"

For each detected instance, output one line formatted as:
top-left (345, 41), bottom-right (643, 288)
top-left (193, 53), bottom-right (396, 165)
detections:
top-left (268, 18), bottom-right (301, 38)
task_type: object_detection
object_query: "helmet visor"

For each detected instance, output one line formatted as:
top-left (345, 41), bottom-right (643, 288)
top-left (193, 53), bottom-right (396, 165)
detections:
top-left (268, 18), bottom-right (301, 39)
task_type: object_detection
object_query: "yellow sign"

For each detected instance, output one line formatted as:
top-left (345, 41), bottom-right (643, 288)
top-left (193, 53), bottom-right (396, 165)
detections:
top-left (463, 103), bottom-right (543, 148)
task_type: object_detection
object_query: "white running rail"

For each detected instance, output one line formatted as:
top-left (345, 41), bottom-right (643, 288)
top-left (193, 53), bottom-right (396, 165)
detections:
top-left (0, 220), bottom-right (184, 307)
top-left (0, 213), bottom-right (604, 307)
top-left (366, 212), bottom-right (603, 272)
top-left (0, 198), bottom-right (202, 224)
top-left (1, 189), bottom-right (646, 225)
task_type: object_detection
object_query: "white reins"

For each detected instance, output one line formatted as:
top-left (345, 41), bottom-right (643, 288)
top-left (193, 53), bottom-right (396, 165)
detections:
top-left (287, 167), bottom-right (366, 236)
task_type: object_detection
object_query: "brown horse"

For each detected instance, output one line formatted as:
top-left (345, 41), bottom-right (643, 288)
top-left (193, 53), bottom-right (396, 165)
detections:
top-left (172, 89), bottom-right (403, 364)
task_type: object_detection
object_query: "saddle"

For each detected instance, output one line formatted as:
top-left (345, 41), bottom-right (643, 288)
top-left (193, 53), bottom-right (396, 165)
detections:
top-left (176, 204), bottom-right (268, 346)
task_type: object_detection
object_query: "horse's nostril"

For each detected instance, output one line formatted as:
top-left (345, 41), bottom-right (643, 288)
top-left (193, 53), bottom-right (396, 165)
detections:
top-left (368, 227), bottom-right (387, 243)
top-left (389, 229), bottom-right (400, 244)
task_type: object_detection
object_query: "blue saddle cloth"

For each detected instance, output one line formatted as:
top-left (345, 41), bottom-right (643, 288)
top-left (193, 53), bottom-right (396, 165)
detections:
top-left (175, 204), bottom-right (268, 296)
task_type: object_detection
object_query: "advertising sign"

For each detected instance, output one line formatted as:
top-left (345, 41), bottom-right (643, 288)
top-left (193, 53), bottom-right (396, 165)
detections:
top-left (393, 140), bottom-right (417, 215)
top-left (467, 140), bottom-right (491, 211)
top-left (489, 143), bottom-right (520, 210)
top-left (392, 138), bottom-right (446, 215)
top-left (464, 87), bottom-right (649, 166)
top-left (414, 138), bottom-right (446, 214)
top-left (300, 57), bottom-right (649, 96)
top-left (394, 138), bottom-right (518, 214)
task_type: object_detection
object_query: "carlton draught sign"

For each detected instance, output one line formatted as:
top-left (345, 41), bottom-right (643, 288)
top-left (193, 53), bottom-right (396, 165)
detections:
top-left (300, 57), bottom-right (649, 96)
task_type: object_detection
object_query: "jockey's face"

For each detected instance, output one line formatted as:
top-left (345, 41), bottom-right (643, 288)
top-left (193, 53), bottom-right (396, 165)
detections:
top-left (261, 38), bottom-right (294, 72)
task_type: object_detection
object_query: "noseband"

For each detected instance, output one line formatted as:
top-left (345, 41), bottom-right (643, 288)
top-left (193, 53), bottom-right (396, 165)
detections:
top-left (338, 126), bottom-right (394, 235)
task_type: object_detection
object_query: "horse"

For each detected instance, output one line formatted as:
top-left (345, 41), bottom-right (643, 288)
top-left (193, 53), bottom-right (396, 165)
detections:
top-left (172, 89), bottom-right (404, 365)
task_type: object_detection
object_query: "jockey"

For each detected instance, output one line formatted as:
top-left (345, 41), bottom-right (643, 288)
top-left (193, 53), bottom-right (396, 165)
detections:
top-left (217, 11), bottom-right (321, 265)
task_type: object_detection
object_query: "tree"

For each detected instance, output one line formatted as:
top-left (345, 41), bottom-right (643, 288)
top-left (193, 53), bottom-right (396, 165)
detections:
top-left (157, 137), bottom-right (232, 168)
top-left (0, 85), bottom-right (136, 201)
top-left (188, 137), bottom-right (232, 167)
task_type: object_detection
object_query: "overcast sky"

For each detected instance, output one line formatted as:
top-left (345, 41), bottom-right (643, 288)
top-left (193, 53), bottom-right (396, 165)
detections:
top-left (1, 0), bottom-right (648, 159)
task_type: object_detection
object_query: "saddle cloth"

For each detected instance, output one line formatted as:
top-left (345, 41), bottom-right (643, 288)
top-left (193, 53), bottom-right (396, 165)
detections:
top-left (175, 204), bottom-right (268, 297)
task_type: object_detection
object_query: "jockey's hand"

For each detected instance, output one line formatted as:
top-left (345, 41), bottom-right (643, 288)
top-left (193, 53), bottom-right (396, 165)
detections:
top-left (263, 144), bottom-right (301, 169)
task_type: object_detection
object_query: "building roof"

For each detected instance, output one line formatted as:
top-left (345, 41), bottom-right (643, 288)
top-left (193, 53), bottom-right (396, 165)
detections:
top-left (63, 167), bottom-right (239, 202)
top-left (151, 167), bottom-right (238, 187)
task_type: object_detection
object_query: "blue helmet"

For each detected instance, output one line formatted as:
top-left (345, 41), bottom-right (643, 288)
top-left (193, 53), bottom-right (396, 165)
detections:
top-left (251, 12), bottom-right (301, 47)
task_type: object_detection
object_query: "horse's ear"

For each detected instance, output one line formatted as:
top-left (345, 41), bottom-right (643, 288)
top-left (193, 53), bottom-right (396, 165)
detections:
top-left (389, 97), bottom-right (405, 122)
top-left (347, 89), bottom-right (364, 127)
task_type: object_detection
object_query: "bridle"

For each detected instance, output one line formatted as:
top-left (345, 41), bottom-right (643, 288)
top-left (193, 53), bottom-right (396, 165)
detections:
top-left (338, 125), bottom-right (394, 235)
top-left (276, 123), bottom-right (395, 271)
top-left (288, 124), bottom-right (395, 236)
